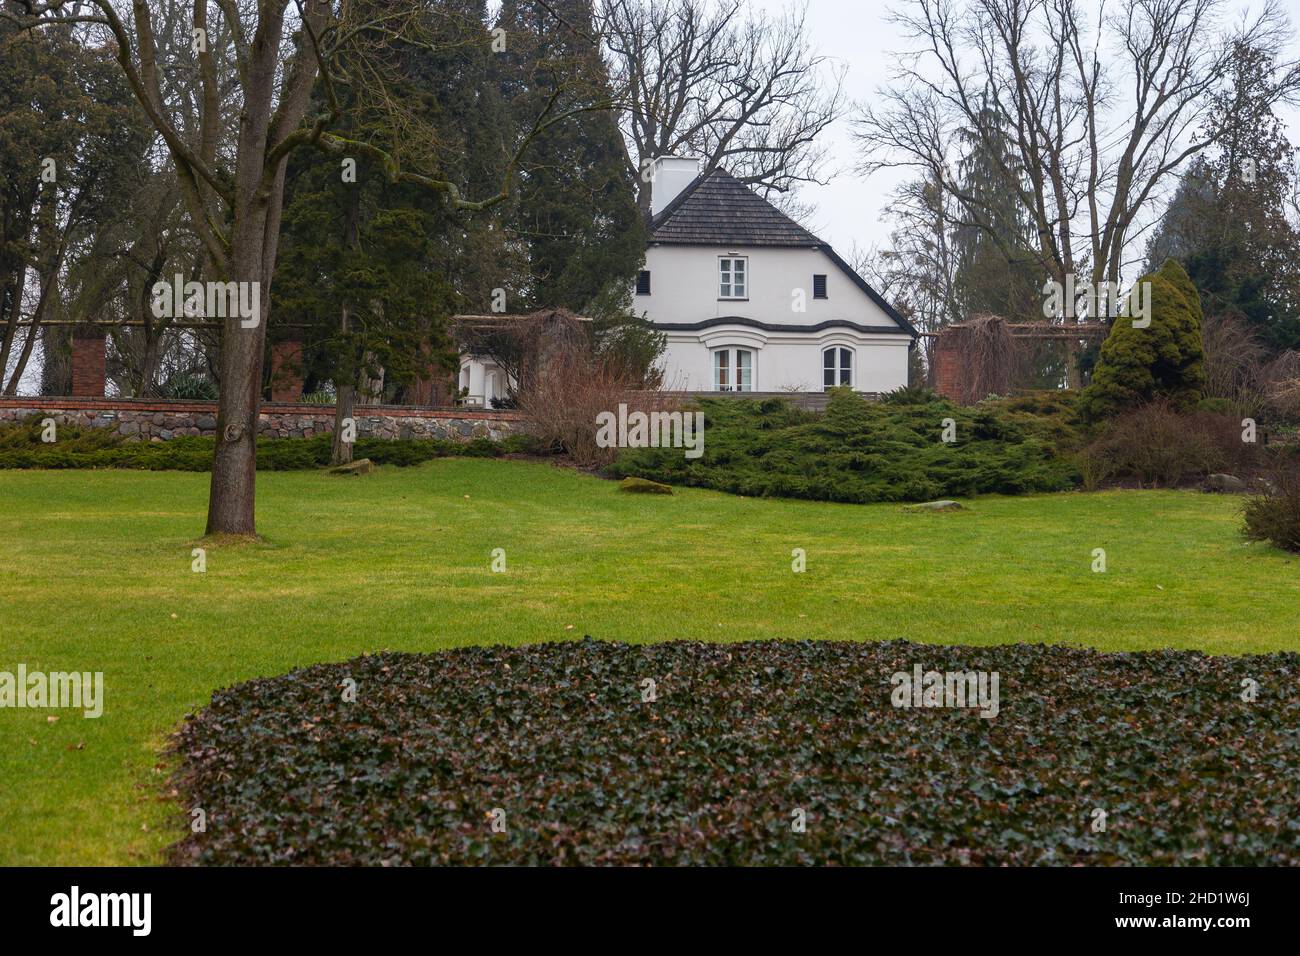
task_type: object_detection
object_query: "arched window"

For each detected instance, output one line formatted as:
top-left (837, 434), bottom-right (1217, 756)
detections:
top-left (714, 348), bottom-right (753, 391)
top-left (823, 347), bottom-right (853, 389)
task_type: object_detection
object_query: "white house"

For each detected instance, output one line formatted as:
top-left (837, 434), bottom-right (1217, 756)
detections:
top-left (638, 157), bottom-right (916, 393)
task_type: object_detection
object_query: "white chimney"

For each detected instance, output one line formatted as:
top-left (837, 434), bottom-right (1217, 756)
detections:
top-left (650, 156), bottom-right (701, 217)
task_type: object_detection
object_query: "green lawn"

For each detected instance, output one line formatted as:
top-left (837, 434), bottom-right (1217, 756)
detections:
top-left (1, 459), bottom-right (1298, 865)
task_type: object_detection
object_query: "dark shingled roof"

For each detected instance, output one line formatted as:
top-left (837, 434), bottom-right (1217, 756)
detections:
top-left (649, 169), bottom-right (821, 246)
top-left (648, 168), bottom-right (919, 339)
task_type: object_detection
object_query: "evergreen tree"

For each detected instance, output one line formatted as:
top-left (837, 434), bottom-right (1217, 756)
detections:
top-left (494, 0), bottom-right (644, 313)
top-left (1144, 44), bottom-right (1300, 353)
top-left (274, 0), bottom-right (515, 461)
top-left (951, 93), bottom-right (1039, 322)
top-left (949, 92), bottom-right (1060, 387)
top-left (1080, 260), bottom-right (1206, 420)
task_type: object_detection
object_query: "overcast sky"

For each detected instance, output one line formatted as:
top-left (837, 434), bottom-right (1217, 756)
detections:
top-left (749, 0), bottom-right (1300, 261)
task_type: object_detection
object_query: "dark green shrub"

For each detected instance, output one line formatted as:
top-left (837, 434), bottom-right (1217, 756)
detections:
top-left (1080, 260), bottom-right (1206, 420)
top-left (161, 373), bottom-right (219, 400)
top-left (609, 390), bottom-right (1079, 504)
top-left (0, 417), bottom-right (536, 471)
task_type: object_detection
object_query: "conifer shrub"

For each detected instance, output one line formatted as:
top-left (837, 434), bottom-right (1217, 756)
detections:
top-left (1080, 259), bottom-right (1206, 420)
top-left (608, 389), bottom-right (1080, 503)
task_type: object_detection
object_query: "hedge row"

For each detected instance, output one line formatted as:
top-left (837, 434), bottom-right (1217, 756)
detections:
top-left (0, 417), bottom-right (535, 470)
top-left (169, 638), bottom-right (1300, 865)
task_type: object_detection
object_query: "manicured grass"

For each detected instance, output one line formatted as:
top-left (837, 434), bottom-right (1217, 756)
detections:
top-left (1, 459), bottom-right (1297, 865)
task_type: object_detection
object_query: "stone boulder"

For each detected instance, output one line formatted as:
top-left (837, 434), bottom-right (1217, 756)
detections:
top-left (619, 476), bottom-right (673, 495)
top-left (330, 458), bottom-right (374, 476)
top-left (1203, 474), bottom-right (1246, 494)
top-left (902, 500), bottom-right (964, 513)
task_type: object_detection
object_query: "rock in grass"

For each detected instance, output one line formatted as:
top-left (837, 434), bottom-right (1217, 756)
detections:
top-left (1203, 473), bottom-right (1246, 493)
top-left (330, 458), bottom-right (373, 476)
top-left (902, 499), bottom-right (963, 513)
top-left (619, 476), bottom-right (673, 495)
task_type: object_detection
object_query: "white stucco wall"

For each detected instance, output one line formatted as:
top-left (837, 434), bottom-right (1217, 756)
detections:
top-left (638, 245), bottom-right (898, 327)
top-left (639, 244), bottom-right (912, 392)
top-left (659, 328), bottom-right (911, 393)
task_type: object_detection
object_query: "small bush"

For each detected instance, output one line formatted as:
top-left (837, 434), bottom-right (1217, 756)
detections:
top-left (1078, 399), bottom-right (1265, 490)
top-left (1243, 466), bottom-right (1300, 553)
top-left (160, 373), bottom-right (219, 400)
top-left (515, 342), bottom-right (682, 469)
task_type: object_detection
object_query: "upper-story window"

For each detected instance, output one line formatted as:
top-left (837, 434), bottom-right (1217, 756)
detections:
top-left (823, 347), bottom-right (852, 389)
top-left (719, 257), bottom-right (747, 299)
top-left (813, 274), bottom-right (828, 299)
top-left (636, 270), bottom-right (651, 295)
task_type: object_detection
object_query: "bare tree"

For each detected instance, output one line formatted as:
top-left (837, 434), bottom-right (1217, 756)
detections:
top-left (5, 0), bottom-right (597, 536)
top-left (855, 0), bottom-right (1300, 383)
top-left (852, 168), bottom-right (963, 375)
top-left (599, 0), bottom-right (844, 213)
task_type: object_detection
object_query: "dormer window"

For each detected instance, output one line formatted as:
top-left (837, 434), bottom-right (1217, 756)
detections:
top-left (719, 257), bottom-right (747, 299)
top-left (636, 270), bottom-right (651, 295)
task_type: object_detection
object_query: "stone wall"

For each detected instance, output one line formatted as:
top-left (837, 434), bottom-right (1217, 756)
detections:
top-left (0, 397), bottom-right (523, 443)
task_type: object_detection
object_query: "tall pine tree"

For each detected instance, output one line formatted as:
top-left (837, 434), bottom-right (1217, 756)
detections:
top-left (494, 0), bottom-right (644, 313)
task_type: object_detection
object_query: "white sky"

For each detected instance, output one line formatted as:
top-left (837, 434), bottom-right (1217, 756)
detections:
top-left (754, 0), bottom-right (1300, 259)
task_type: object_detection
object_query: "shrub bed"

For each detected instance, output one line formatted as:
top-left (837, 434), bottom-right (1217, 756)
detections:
top-left (1243, 465), bottom-right (1300, 553)
top-left (170, 638), bottom-right (1300, 866)
top-left (0, 417), bottom-right (535, 470)
top-left (1078, 399), bottom-right (1271, 490)
top-left (608, 389), bottom-right (1082, 503)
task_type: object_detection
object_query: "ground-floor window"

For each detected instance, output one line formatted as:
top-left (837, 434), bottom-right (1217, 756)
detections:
top-left (823, 347), bottom-right (853, 389)
top-left (714, 348), bottom-right (753, 391)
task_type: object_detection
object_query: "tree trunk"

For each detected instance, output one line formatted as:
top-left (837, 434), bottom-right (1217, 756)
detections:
top-left (205, 242), bottom-right (269, 536)
top-left (137, 333), bottom-right (164, 398)
top-left (330, 188), bottom-right (362, 467)
top-left (331, 379), bottom-right (356, 466)
top-left (0, 262), bottom-right (31, 380)
top-left (204, 121), bottom-right (283, 535)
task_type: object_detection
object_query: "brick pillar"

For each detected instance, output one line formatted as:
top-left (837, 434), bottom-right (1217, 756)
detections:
top-left (70, 329), bottom-right (106, 397)
top-left (932, 329), bottom-right (966, 404)
top-left (269, 340), bottom-right (303, 402)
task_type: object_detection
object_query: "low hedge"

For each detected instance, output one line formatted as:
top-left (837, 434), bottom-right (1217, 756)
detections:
top-left (170, 638), bottom-right (1300, 865)
top-left (609, 388), bottom-right (1083, 503)
top-left (0, 417), bottom-right (535, 470)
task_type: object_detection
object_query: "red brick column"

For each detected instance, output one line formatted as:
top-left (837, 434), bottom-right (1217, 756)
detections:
top-left (71, 329), bottom-right (106, 397)
top-left (269, 340), bottom-right (303, 402)
top-left (932, 329), bottom-right (966, 403)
